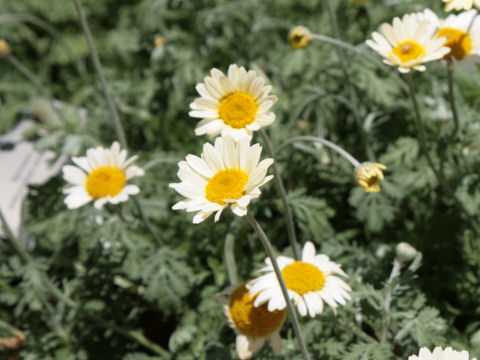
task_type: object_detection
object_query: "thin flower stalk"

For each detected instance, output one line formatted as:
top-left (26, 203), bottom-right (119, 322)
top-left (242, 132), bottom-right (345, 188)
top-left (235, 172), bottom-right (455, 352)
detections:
top-left (380, 258), bottom-right (402, 343)
top-left (446, 61), bottom-right (460, 144)
top-left (325, 0), bottom-right (374, 160)
top-left (224, 220), bottom-right (240, 285)
top-left (245, 213), bottom-right (311, 360)
top-left (259, 129), bottom-right (300, 260)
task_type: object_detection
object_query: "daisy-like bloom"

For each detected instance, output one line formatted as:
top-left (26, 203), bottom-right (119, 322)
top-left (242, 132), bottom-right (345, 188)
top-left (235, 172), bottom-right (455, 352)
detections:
top-left (419, 9), bottom-right (480, 69)
top-left (62, 142), bottom-right (145, 209)
top-left (409, 347), bottom-right (477, 360)
top-left (189, 64), bottom-right (277, 141)
top-left (366, 13), bottom-right (451, 73)
top-left (288, 26), bottom-right (313, 49)
top-left (216, 283), bottom-right (286, 359)
top-left (354, 162), bottom-right (387, 193)
top-left (247, 242), bottom-right (351, 318)
top-left (169, 136), bottom-right (273, 224)
top-left (443, 0), bottom-right (480, 11)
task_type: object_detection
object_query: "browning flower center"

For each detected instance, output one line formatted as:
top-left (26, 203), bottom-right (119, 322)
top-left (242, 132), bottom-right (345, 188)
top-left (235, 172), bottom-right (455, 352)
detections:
top-left (86, 166), bottom-right (126, 199)
top-left (218, 92), bottom-right (258, 128)
top-left (392, 40), bottom-right (426, 63)
top-left (229, 284), bottom-right (286, 337)
top-left (205, 169), bottom-right (249, 205)
top-left (281, 261), bottom-right (326, 295)
top-left (438, 27), bottom-right (472, 60)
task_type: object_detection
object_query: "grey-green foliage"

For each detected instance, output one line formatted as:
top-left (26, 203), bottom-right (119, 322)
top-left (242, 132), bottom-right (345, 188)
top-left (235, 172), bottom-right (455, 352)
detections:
top-left (1, 0), bottom-right (480, 359)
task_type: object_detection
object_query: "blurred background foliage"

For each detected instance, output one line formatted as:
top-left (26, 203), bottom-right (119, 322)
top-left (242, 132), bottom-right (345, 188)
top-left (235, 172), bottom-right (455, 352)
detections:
top-left (1, 0), bottom-right (480, 359)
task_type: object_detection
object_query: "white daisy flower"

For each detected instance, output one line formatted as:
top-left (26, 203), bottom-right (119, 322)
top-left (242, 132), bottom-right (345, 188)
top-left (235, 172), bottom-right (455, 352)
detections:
top-left (169, 136), bottom-right (273, 224)
top-left (62, 142), bottom-right (144, 209)
top-left (189, 64), bottom-right (277, 141)
top-left (366, 13), bottom-right (451, 73)
top-left (443, 0), bottom-right (480, 12)
top-left (409, 347), bottom-right (477, 360)
top-left (247, 242), bottom-right (351, 318)
top-left (216, 283), bottom-right (285, 360)
top-left (418, 9), bottom-right (480, 69)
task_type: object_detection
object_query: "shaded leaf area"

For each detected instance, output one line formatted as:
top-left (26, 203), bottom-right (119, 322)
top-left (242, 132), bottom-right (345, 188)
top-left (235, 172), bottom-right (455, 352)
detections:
top-left (1, 0), bottom-right (480, 359)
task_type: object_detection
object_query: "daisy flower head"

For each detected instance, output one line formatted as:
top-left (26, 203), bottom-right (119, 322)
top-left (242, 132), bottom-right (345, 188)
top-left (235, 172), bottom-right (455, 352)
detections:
top-left (247, 241), bottom-right (351, 318)
top-left (443, 0), bottom-right (480, 12)
top-left (169, 136), bottom-right (273, 224)
top-left (354, 162), bottom-right (387, 193)
top-left (419, 9), bottom-right (480, 69)
top-left (216, 283), bottom-right (286, 360)
top-left (366, 12), bottom-right (451, 73)
top-left (189, 64), bottom-right (277, 141)
top-left (62, 142), bottom-right (145, 209)
top-left (409, 347), bottom-right (477, 360)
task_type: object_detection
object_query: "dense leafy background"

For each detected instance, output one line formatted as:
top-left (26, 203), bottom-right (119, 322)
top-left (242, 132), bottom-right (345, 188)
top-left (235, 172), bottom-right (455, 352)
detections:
top-left (1, 0), bottom-right (480, 359)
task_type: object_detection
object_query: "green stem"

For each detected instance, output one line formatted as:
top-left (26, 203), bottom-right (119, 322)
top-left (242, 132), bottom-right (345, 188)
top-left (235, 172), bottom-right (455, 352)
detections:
top-left (72, 0), bottom-right (127, 149)
top-left (380, 259), bottom-right (401, 343)
top-left (245, 213), bottom-right (311, 360)
top-left (275, 135), bottom-right (360, 167)
top-left (319, 316), bottom-right (376, 343)
top-left (446, 61), bottom-right (459, 143)
top-left (259, 129), bottom-right (300, 260)
top-left (0, 207), bottom-right (31, 263)
top-left (325, 0), bottom-right (373, 160)
top-left (224, 232), bottom-right (238, 285)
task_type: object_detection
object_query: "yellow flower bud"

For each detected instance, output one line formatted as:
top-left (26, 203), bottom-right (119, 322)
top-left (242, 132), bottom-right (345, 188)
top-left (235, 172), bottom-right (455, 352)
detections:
top-left (288, 26), bottom-right (312, 49)
top-left (0, 40), bottom-right (10, 57)
top-left (354, 162), bottom-right (387, 192)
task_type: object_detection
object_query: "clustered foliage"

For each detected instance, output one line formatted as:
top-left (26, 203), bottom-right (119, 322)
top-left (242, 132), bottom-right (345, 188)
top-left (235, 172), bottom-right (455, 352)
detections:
top-left (1, 0), bottom-right (480, 359)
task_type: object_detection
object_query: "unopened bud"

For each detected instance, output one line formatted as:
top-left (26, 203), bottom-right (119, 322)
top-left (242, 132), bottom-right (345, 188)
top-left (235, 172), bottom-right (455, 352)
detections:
top-left (0, 40), bottom-right (10, 57)
top-left (396, 242), bottom-right (417, 263)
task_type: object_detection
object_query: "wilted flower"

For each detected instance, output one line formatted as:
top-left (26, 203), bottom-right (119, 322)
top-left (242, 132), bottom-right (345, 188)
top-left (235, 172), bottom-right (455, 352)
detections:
top-left (288, 26), bottom-right (313, 49)
top-left (189, 64), bottom-right (277, 141)
top-left (216, 283), bottom-right (285, 359)
top-left (0, 40), bottom-right (10, 57)
top-left (418, 9), bottom-right (480, 68)
top-left (62, 142), bottom-right (144, 209)
top-left (409, 347), bottom-right (477, 360)
top-left (355, 162), bottom-right (387, 192)
top-left (169, 136), bottom-right (273, 224)
top-left (366, 13), bottom-right (450, 72)
top-left (247, 242), bottom-right (351, 318)
top-left (442, 0), bottom-right (480, 11)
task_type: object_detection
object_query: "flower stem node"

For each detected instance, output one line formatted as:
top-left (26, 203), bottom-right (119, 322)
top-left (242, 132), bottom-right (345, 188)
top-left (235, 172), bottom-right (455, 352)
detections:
top-left (354, 162), bottom-right (387, 192)
top-left (0, 39), bottom-right (10, 57)
top-left (395, 242), bottom-right (417, 263)
top-left (288, 26), bottom-right (313, 49)
top-left (216, 283), bottom-right (285, 359)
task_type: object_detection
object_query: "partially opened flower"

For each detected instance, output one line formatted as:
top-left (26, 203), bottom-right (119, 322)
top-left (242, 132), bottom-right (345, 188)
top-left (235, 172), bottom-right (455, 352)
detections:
top-left (288, 26), bottom-right (313, 49)
top-left (169, 136), bottom-right (273, 224)
top-left (189, 64), bottom-right (277, 141)
top-left (409, 347), bottom-right (477, 360)
top-left (62, 142), bottom-right (144, 209)
top-left (419, 9), bottom-right (480, 69)
top-left (443, 0), bottom-right (480, 11)
top-left (366, 13), bottom-right (450, 72)
top-left (216, 283), bottom-right (285, 359)
top-left (354, 162), bottom-right (387, 192)
top-left (247, 242), bottom-right (351, 318)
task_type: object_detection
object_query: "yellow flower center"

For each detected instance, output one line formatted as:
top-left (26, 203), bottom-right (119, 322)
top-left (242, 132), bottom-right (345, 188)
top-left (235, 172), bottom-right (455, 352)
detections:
top-left (281, 261), bottom-right (326, 295)
top-left (218, 92), bottom-right (258, 129)
top-left (438, 27), bottom-right (472, 60)
top-left (229, 284), bottom-right (286, 337)
top-left (205, 169), bottom-right (249, 205)
top-left (355, 162), bottom-right (386, 193)
top-left (391, 40), bottom-right (426, 63)
top-left (85, 166), bottom-right (126, 199)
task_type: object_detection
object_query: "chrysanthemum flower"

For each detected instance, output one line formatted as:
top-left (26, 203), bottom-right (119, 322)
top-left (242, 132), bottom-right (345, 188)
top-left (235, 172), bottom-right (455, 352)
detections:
top-left (418, 9), bottom-right (480, 69)
top-left (247, 242), bottom-right (351, 318)
top-left (409, 347), bottom-right (477, 360)
top-left (189, 64), bottom-right (277, 141)
top-left (62, 142), bottom-right (144, 209)
top-left (354, 162), bottom-right (387, 193)
top-left (366, 13), bottom-right (450, 72)
top-left (443, 0), bottom-right (480, 12)
top-left (169, 136), bottom-right (273, 224)
top-left (216, 283), bottom-right (285, 360)
top-left (288, 26), bottom-right (313, 49)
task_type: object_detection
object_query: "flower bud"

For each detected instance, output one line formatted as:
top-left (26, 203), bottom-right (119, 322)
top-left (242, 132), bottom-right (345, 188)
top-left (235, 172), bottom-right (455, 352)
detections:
top-left (395, 242), bottom-right (417, 263)
top-left (288, 26), bottom-right (312, 49)
top-left (354, 162), bottom-right (387, 192)
top-left (0, 40), bottom-right (10, 57)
